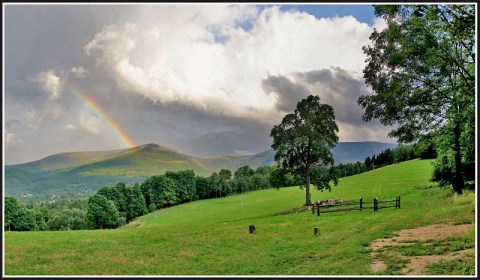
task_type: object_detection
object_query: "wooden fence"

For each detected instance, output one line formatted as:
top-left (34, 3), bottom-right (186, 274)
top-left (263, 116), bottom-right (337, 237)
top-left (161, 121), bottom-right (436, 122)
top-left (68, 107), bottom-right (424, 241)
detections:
top-left (311, 196), bottom-right (401, 216)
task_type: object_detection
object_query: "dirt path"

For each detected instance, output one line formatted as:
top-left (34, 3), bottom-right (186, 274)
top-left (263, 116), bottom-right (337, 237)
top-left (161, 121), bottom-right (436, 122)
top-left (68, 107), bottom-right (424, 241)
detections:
top-left (369, 223), bottom-right (475, 275)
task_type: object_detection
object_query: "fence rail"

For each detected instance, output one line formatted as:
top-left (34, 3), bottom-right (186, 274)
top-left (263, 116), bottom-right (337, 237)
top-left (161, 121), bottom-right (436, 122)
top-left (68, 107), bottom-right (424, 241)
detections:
top-left (311, 196), bottom-right (401, 216)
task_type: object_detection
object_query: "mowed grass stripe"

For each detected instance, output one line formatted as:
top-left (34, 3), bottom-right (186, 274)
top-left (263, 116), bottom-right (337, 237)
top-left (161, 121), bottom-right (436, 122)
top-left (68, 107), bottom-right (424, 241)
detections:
top-left (4, 159), bottom-right (475, 275)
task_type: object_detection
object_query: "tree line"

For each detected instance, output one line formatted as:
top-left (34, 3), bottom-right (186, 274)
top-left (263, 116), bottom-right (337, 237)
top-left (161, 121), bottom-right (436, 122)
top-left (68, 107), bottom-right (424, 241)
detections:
top-left (4, 164), bottom-right (276, 231)
top-left (5, 140), bottom-right (436, 232)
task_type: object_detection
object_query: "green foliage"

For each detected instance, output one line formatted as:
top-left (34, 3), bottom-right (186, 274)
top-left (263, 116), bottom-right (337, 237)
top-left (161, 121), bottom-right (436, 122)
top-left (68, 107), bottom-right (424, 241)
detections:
top-left (21, 198), bottom-right (90, 231)
top-left (268, 167), bottom-right (301, 190)
top-left (208, 172), bottom-right (221, 198)
top-left (431, 120), bottom-right (476, 190)
top-left (251, 166), bottom-right (275, 190)
top-left (310, 166), bottom-right (338, 192)
top-left (432, 153), bottom-right (456, 188)
top-left (271, 95), bottom-right (339, 205)
top-left (195, 175), bottom-right (211, 199)
top-left (97, 182), bottom-right (147, 223)
top-left (4, 196), bottom-right (38, 231)
top-left (5, 196), bottom-right (21, 231)
top-left (359, 4), bottom-right (475, 194)
top-left (130, 183), bottom-right (148, 219)
top-left (219, 169), bottom-right (232, 180)
top-left (140, 175), bottom-right (178, 210)
top-left (250, 173), bottom-right (270, 190)
top-left (412, 134), bottom-right (437, 159)
top-left (234, 165), bottom-right (255, 179)
top-left (166, 170), bottom-right (198, 203)
top-left (85, 194), bottom-right (124, 229)
top-left (47, 208), bottom-right (87, 231)
top-left (32, 209), bottom-right (47, 231)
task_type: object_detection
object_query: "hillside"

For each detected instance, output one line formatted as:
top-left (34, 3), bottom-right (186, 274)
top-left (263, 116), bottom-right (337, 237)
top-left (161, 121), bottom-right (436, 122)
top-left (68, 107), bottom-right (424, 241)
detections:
top-left (4, 159), bottom-right (475, 275)
top-left (331, 141), bottom-right (397, 164)
top-left (4, 141), bottom-right (397, 202)
top-left (189, 149), bottom-right (276, 172)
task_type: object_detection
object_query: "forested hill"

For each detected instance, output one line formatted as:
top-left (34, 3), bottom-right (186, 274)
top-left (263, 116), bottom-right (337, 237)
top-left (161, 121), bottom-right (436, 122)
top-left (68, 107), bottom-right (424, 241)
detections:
top-left (4, 141), bottom-right (396, 202)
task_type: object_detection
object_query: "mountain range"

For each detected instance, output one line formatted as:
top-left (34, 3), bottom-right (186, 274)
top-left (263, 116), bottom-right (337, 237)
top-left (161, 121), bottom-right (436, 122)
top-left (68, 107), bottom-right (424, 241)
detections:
top-left (4, 141), bottom-right (397, 202)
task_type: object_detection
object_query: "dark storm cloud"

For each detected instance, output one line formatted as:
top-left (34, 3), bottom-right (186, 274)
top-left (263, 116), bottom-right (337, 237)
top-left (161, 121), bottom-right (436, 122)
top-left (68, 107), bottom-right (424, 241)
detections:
top-left (6, 120), bottom-right (21, 130)
top-left (188, 129), bottom-right (272, 157)
top-left (4, 5), bottom-right (121, 121)
top-left (187, 116), bottom-right (274, 157)
top-left (121, 100), bottom-right (274, 157)
top-left (5, 5), bottom-right (106, 77)
top-left (261, 67), bottom-right (370, 125)
top-left (260, 68), bottom-right (395, 144)
top-left (4, 4), bottom-right (147, 100)
top-left (261, 75), bottom-right (310, 112)
top-left (295, 67), bottom-right (372, 126)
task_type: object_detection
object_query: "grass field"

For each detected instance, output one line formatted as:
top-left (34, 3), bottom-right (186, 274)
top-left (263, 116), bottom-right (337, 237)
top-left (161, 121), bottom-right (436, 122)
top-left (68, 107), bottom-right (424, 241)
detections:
top-left (3, 159), bottom-right (476, 276)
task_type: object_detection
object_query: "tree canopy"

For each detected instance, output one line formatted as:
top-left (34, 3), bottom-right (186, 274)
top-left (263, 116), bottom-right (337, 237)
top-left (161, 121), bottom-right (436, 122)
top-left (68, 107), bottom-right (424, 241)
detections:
top-left (85, 194), bottom-right (124, 229)
top-left (270, 95), bottom-right (339, 205)
top-left (358, 4), bottom-right (475, 194)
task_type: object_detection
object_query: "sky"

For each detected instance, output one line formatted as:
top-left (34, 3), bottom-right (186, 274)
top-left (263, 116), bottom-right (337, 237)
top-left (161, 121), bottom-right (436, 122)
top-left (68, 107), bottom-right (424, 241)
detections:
top-left (3, 2), bottom-right (398, 165)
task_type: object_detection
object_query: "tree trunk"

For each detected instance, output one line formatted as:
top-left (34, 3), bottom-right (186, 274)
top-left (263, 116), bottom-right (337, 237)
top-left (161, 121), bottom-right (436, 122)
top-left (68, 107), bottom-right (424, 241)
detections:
top-left (305, 164), bottom-right (311, 206)
top-left (453, 121), bottom-right (464, 194)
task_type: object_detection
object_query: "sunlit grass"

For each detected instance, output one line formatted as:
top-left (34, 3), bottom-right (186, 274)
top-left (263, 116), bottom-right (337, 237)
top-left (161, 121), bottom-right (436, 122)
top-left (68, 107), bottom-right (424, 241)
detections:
top-left (4, 159), bottom-right (475, 275)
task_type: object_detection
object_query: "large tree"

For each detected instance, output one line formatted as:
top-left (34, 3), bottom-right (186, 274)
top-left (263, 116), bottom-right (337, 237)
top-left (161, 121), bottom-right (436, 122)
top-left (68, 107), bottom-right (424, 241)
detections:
top-left (358, 4), bottom-right (475, 194)
top-left (270, 95), bottom-right (339, 206)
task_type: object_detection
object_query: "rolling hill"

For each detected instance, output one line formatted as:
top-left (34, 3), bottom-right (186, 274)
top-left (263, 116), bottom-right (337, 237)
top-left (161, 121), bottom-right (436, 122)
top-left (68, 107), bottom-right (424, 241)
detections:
top-left (4, 141), bottom-right (397, 202)
top-left (4, 159), bottom-right (475, 275)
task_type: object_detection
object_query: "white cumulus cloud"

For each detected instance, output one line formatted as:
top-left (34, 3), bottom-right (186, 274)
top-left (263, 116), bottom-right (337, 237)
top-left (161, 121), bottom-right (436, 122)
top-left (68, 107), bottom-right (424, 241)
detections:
top-left (31, 70), bottom-right (62, 100)
top-left (70, 66), bottom-right (87, 78)
top-left (83, 5), bottom-right (383, 125)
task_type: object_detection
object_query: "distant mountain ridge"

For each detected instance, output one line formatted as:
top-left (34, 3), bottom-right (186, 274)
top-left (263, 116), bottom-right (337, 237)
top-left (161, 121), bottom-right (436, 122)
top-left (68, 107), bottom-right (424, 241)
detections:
top-left (4, 141), bottom-right (397, 202)
top-left (331, 141), bottom-right (398, 164)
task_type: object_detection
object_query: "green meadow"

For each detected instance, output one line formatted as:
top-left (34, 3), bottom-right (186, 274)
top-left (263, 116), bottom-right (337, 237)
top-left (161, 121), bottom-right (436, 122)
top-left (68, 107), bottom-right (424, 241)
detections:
top-left (4, 159), bottom-right (475, 276)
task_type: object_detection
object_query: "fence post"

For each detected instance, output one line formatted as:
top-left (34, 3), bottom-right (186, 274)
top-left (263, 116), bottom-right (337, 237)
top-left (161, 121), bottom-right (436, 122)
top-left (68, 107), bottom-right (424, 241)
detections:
top-left (312, 202), bottom-right (315, 215)
top-left (360, 197), bottom-right (363, 211)
top-left (397, 196), bottom-right (400, 209)
top-left (317, 202), bottom-right (320, 216)
top-left (374, 198), bottom-right (378, 212)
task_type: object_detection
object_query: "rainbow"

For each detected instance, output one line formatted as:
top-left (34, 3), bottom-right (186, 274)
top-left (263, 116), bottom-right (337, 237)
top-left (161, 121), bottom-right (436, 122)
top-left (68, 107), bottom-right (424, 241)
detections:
top-left (65, 80), bottom-right (138, 151)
